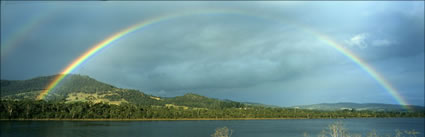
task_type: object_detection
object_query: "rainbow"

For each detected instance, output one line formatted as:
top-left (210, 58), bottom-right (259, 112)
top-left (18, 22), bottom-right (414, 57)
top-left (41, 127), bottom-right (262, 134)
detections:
top-left (35, 9), bottom-right (410, 110)
top-left (36, 9), bottom-right (237, 100)
top-left (1, 7), bottom-right (57, 60)
top-left (312, 33), bottom-right (410, 109)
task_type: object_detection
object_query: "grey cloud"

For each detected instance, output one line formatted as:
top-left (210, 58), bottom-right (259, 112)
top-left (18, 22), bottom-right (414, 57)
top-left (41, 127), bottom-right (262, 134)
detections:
top-left (79, 16), bottom-right (343, 92)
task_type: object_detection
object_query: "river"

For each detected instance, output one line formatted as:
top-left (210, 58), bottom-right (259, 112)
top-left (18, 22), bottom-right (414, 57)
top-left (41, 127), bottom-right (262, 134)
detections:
top-left (1, 118), bottom-right (423, 137)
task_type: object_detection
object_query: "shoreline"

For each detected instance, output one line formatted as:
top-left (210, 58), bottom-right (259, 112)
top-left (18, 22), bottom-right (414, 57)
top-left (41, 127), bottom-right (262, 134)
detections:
top-left (1, 117), bottom-right (422, 121)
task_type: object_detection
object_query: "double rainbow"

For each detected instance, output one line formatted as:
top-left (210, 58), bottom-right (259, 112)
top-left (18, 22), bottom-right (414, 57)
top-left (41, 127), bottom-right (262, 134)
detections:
top-left (35, 9), bottom-right (410, 110)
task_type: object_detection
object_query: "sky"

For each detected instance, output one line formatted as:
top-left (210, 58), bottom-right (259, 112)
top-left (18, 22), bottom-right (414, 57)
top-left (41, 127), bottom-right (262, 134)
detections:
top-left (1, 1), bottom-right (424, 107)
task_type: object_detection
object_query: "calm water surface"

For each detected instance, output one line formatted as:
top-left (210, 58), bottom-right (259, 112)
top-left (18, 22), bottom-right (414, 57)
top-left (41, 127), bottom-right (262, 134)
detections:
top-left (1, 118), bottom-right (423, 137)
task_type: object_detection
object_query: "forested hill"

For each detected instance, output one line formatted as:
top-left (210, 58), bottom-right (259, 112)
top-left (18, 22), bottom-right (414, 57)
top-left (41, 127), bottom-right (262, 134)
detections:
top-left (1, 74), bottom-right (115, 96)
top-left (0, 74), bottom-right (245, 109)
top-left (1, 74), bottom-right (423, 112)
top-left (1, 75), bottom-right (59, 96)
top-left (1, 74), bottom-right (424, 119)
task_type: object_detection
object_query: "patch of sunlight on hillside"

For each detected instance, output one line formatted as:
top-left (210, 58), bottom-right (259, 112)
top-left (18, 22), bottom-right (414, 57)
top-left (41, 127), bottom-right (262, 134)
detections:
top-left (66, 92), bottom-right (128, 105)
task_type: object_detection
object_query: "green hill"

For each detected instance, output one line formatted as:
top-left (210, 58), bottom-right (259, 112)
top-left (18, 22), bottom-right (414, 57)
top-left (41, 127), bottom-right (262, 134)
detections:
top-left (163, 93), bottom-right (245, 109)
top-left (1, 74), bottom-right (424, 120)
top-left (2, 74), bottom-right (423, 112)
top-left (1, 74), bottom-right (115, 96)
top-left (1, 75), bottom-right (55, 96)
top-left (1, 74), bottom-right (157, 105)
top-left (0, 74), bottom-right (244, 109)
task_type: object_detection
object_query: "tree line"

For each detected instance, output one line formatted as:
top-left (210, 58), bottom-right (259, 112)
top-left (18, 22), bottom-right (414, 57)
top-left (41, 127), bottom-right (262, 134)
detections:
top-left (1, 100), bottom-right (423, 119)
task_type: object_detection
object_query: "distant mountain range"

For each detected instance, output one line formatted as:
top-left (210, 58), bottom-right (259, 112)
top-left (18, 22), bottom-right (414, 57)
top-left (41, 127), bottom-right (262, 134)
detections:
top-left (292, 103), bottom-right (424, 112)
top-left (1, 74), bottom-right (423, 112)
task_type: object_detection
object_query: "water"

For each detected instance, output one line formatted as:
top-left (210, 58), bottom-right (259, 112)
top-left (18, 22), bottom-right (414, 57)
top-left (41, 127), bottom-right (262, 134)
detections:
top-left (1, 118), bottom-right (423, 137)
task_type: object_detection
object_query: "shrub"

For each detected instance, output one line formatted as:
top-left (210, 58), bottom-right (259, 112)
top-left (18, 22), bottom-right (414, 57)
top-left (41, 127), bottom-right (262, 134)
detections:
top-left (306, 121), bottom-right (421, 137)
top-left (211, 126), bottom-right (233, 137)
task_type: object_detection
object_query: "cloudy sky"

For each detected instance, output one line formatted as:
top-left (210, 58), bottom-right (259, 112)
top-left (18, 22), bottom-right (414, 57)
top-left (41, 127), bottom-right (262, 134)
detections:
top-left (1, 1), bottom-right (424, 106)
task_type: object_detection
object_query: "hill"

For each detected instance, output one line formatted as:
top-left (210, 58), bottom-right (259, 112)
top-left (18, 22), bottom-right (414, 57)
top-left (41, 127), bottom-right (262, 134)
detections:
top-left (1, 74), bottom-right (424, 120)
top-left (293, 102), bottom-right (424, 112)
top-left (2, 74), bottom-right (423, 112)
top-left (1, 75), bottom-right (56, 96)
top-left (163, 93), bottom-right (245, 109)
top-left (0, 74), bottom-right (245, 109)
top-left (1, 74), bottom-right (162, 105)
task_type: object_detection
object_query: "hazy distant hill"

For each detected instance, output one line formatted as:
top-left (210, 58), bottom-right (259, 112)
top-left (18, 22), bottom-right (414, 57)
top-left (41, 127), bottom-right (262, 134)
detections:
top-left (293, 102), bottom-right (424, 112)
top-left (242, 102), bottom-right (281, 108)
top-left (163, 93), bottom-right (245, 109)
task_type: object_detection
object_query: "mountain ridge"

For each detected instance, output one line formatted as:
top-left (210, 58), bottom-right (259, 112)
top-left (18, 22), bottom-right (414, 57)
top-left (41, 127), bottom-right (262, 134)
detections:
top-left (1, 74), bottom-right (423, 112)
top-left (293, 102), bottom-right (424, 112)
top-left (0, 74), bottom-right (247, 109)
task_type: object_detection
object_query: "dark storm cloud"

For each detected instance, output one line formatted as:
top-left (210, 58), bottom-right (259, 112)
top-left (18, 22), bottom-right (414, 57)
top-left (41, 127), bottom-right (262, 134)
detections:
top-left (80, 17), bottom-right (336, 92)
top-left (1, 1), bottom-right (423, 106)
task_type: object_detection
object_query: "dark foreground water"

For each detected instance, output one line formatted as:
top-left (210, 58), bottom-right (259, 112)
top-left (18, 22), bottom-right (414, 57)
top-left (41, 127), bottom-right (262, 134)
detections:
top-left (1, 118), bottom-right (424, 137)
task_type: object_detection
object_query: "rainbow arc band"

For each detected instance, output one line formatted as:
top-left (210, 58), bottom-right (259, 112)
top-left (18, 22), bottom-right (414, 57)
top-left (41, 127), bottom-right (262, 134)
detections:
top-left (1, 7), bottom-right (57, 59)
top-left (35, 9), bottom-right (410, 111)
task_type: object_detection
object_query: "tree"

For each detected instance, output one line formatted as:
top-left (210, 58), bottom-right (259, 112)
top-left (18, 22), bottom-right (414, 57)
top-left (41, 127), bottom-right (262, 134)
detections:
top-left (25, 102), bottom-right (31, 119)
top-left (6, 101), bottom-right (15, 119)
